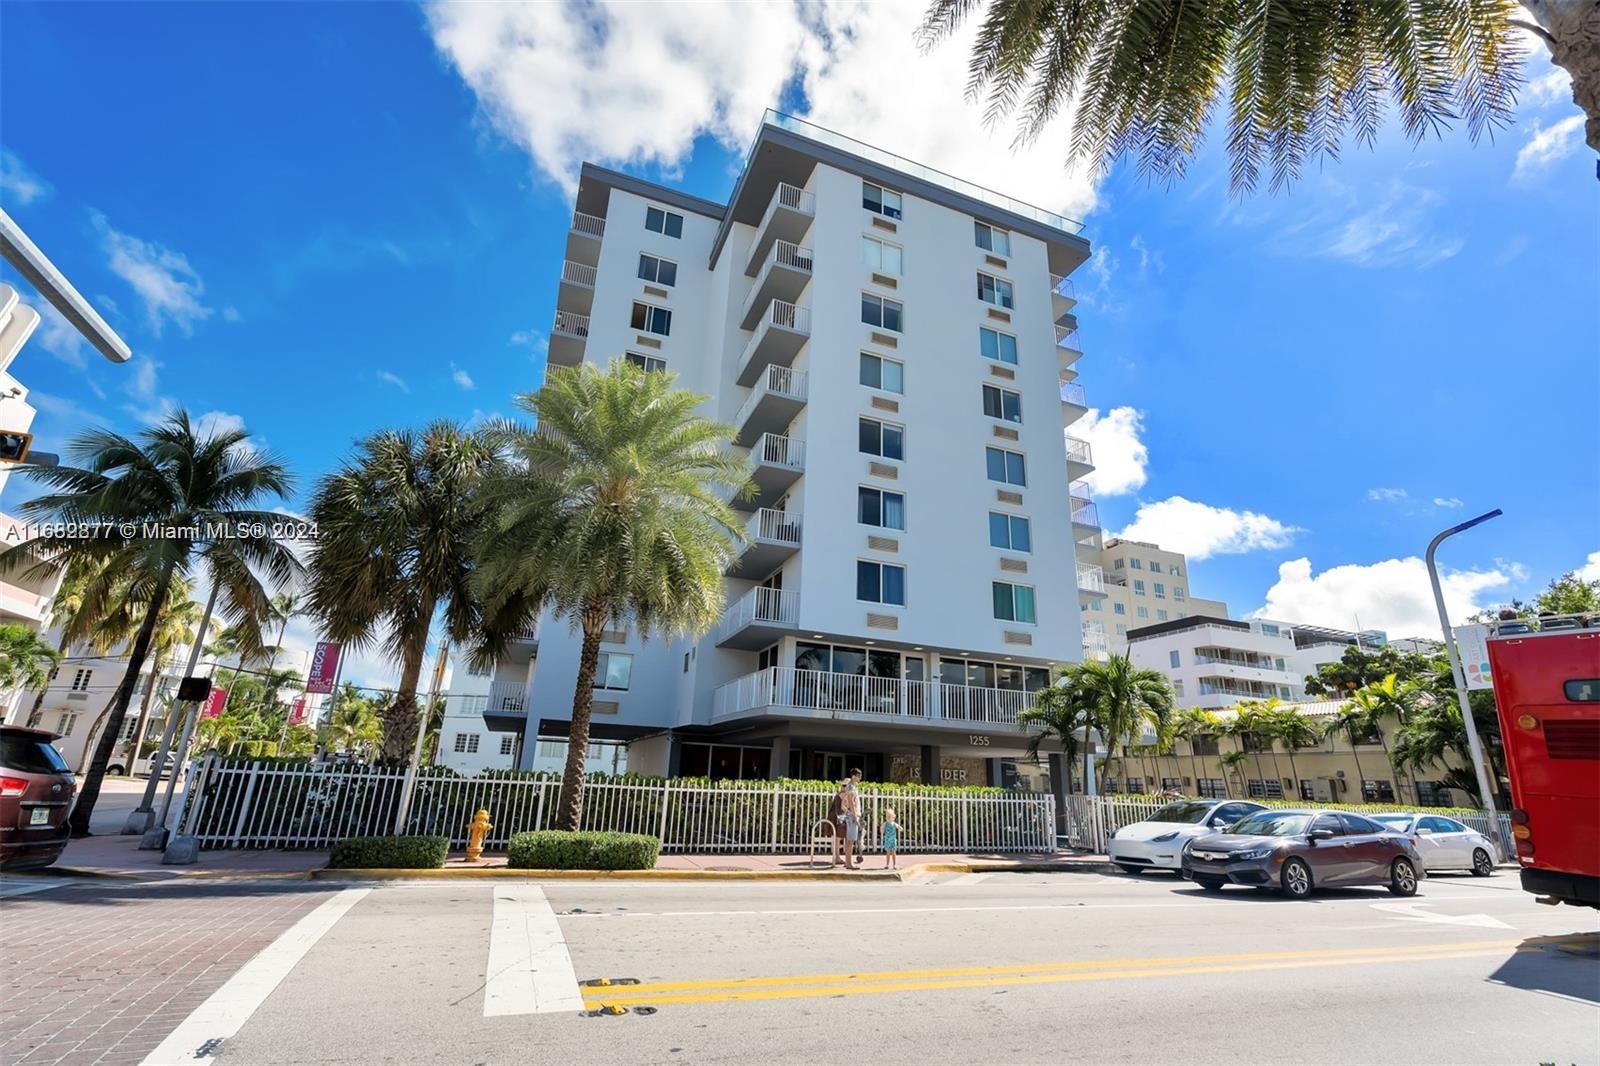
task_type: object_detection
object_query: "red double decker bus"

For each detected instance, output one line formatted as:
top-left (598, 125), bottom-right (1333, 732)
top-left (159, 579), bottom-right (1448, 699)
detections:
top-left (1487, 616), bottom-right (1600, 909)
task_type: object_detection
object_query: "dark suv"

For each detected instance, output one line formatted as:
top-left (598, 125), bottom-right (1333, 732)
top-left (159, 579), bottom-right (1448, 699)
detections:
top-left (1, 725), bottom-right (77, 870)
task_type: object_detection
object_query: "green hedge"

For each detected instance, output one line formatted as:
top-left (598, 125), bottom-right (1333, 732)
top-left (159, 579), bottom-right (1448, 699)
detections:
top-left (328, 834), bottom-right (449, 869)
top-left (507, 831), bottom-right (661, 870)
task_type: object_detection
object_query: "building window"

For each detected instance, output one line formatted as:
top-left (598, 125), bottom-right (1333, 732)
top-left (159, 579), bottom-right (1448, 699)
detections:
top-left (70, 668), bottom-right (92, 692)
top-left (636, 253), bottom-right (678, 287)
top-left (861, 293), bottom-right (904, 332)
top-left (1113, 602), bottom-right (1125, 615)
top-left (499, 735), bottom-right (516, 756)
top-left (1161, 777), bottom-right (1182, 792)
top-left (625, 352), bottom-right (667, 374)
top-left (630, 301), bottom-right (672, 336)
top-left (1260, 623), bottom-right (1280, 636)
top-left (860, 236), bottom-right (903, 275)
top-left (858, 487), bottom-right (906, 531)
top-left (1191, 734), bottom-right (1219, 756)
top-left (1136, 606), bottom-right (1149, 619)
top-left (645, 206), bottom-right (683, 237)
top-left (1130, 558), bottom-right (1143, 570)
top-left (1115, 624), bottom-right (1127, 635)
top-left (1416, 780), bottom-right (1447, 807)
top-left (1169, 650), bottom-right (1181, 668)
top-left (862, 182), bottom-right (902, 219)
top-left (123, 719), bottom-right (140, 740)
top-left (992, 581), bottom-right (1037, 624)
top-left (595, 652), bottom-right (633, 691)
top-left (859, 352), bottom-right (903, 394)
top-left (1299, 780), bottom-right (1316, 800)
top-left (981, 384), bottom-right (1022, 423)
top-left (857, 560), bottom-right (906, 606)
top-left (1148, 558), bottom-right (1162, 570)
top-left (1247, 779), bottom-right (1285, 799)
top-left (988, 512), bottom-right (1031, 552)
top-left (58, 712), bottom-right (78, 736)
top-left (976, 272), bottom-right (1014, 309)
top-left (974, 221), bottom-right (1010, 256)
top-left (1089, 599), bottom-right (1102, 611)
top-left (453, 733), bottom-right (480, 754)
top-left (1154, 583), bottom-right (1166, 598)
top-left (979, 327), bottom-right (1018, 365)
top-left (985, 446), bottom-right (1026, 486)
top-left (1157, 609), bottom-right (1169, 620)
top-left (1174, 587), bottom-right (1186, 601)
top-left (1362, 779), bottom-right (1396, 802)
top-left (1169, 564), bottom-right (1182, 575)
top-left (859, 417), bottom-right (905, 460)
top-left (1172, 680), bottom-right (1185, 698)
top-left (1196, 778), bottom-right (1225, 798)
top-left (1113, 558), bottom-right (1125, 570)
top-left (1133, 580), bottom-right (1146, 595)
top-left (1241, 731), bottom-right (1270, 753)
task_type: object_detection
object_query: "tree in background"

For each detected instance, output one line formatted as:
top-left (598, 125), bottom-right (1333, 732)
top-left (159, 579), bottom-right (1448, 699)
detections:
top-left (306, 422), bottom-right (500, 765)
top-left (1171, 707), bottom-right (1220, 795)
top-left (1321, 701), bottom-right (1376, 800)
top-left (1, 412), bottom-right (299, 835)
top-left (474, 360), bottom-right (751, 831)
top-left (0, 624), bottom-right (61, 695)
top-left (322, 683), bottom-right (382, 755)
top-left (1343, 673), bottom-right (1424, 798)
top-left (919, 1), bottom-right (1593, 196)
top-left (1304, 644), bottom-right (1441, 698)
top-left (1055, 654), bottom-right (1175, 790)
top-left (19, 557), bottom-right (114, 728)
top-left (1266, 703), bottom-right (1321, 796)
top-left (1475, 570), bottom-right (1600, 622)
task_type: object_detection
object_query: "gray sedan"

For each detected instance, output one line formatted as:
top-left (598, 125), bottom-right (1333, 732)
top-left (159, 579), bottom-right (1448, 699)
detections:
top-left (1181, 809), bottom-right (1425, 899)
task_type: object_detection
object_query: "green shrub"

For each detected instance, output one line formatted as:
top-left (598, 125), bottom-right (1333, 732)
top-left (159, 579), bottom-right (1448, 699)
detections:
top-left (507, 831), bottom-right (660, 871)
top-left (328, 834), bottom-right (449, 869)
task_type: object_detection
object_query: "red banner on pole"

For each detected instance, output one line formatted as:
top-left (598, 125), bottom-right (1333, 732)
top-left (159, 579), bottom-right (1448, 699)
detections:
top-left (202, 687), bottom-right (228, 720)
top-left (288, 697), bottom-right (307, 726)
top-left (305, 641), bottom-right (342, 695)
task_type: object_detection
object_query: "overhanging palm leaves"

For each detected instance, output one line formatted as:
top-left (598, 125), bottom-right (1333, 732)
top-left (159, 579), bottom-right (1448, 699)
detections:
top-left (919, 0), bottom-right (1541, 194)
top-left (1045, 654), bottom-right (1174, 789)
top-left (0, 623), bottom-right (60, 692)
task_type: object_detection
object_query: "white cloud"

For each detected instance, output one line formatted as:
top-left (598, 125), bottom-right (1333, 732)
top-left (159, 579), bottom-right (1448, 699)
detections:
top-left (195, 410), bottom-right (246, 438)
top-left (1524, 68), bottom-right (1573, 108)
top-left (1433, 496), bottom-right (1464, 508)
top-left (376, 370), bottom-right (409, 392)
top-left (1114, 496), bottom-right (1300, 560)
top-left (122, 355), bottom-right (176, 423)
top-left (0, 150), bottom-right (50, 205)
top-left (93, 213), bottom-right (212, 336)
top-left (1366, 487), bottom-right (1408, 503)
top-left (425, 0), bottom-right (1098, 220)
top-left (1320, 183), bottom-right (1463, 267)
top-left (1071, 407), bottom-right (1147, 497)
top-left (1578, 551), bottom-right (1600, 583)
top-left (1513, 114), bottom-right (1585, 183)
top-left (31, 300), bottom-right (90, 369)
top-left (222, 305), bottom-right (243, 323)
top-left (1257, 556), bottom-right (1511, 635)
top-left (451, 363), bottom-right (476, 391)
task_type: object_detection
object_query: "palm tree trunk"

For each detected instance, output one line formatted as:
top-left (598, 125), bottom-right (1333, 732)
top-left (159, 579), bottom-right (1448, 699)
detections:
top-left (1189, 745), bottom-right (1202, 796)
top-left (1285, 750), bottom-right (1300, 799)
top-left (380, 650), bottom-right (427, 766)
top-left (1347, 728), bottom-right (1368, 803)
top-left (1520, 1), bottom-right (1600, 152)
top-left (68, 561), bottom-right (175, 837)
top-left (557, 615), bottom-right (605, 831)
top-left (117, 653), bottom-right (167, 773)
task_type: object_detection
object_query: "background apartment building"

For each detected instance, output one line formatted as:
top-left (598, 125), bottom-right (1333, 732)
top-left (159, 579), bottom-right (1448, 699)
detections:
top-left (1074, 537), bottom-right (1229, 653)
top-left (453, 112), bottom-right (1097, 796)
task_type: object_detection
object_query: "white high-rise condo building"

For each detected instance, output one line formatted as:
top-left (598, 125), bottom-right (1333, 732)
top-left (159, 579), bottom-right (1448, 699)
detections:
top-left (465, 112), bottom-right (1100, 798)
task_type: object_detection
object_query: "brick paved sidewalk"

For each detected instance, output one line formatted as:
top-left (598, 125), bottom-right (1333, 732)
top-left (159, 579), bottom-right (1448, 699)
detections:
top-left (50, 834), bottom-right (330, 880)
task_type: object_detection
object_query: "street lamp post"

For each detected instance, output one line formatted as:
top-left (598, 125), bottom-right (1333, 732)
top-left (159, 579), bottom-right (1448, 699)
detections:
top-left (1424, 509), bottom-right (1505, 847)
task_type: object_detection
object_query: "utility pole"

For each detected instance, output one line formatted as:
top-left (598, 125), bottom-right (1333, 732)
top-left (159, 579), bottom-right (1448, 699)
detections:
top-left (393, 640), bottom-right (450, 835)
top-left (1425, 509), bottom-right (1506, 847)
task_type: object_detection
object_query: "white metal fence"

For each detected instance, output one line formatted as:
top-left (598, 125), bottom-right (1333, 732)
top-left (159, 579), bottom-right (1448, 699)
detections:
top-left (1060, 795), bottom-right (1515, 853)
top-left (175, 760), bottom-right (1057, 854)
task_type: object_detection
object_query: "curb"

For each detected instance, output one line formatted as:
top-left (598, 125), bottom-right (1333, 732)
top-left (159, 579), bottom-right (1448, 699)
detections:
top-left (310, 866), bottom-right (902, 882)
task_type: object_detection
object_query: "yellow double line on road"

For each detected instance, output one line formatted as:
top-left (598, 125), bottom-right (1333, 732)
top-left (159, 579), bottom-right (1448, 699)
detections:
top-left (582, 939), bottom-right (1525, 1009)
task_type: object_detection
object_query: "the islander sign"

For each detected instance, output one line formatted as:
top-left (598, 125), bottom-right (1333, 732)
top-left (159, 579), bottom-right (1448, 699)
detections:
top-left (305, 641), bottom-right (342, 695)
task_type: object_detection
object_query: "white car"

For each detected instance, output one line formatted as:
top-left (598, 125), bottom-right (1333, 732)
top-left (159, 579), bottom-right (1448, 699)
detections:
top-left (1108, 799), bottom-right (1267, 873)
top-left (1371, 812), bottom-right (1500, 876)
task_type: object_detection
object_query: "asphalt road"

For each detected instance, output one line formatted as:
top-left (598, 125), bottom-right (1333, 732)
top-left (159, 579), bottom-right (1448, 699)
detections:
top-left (4, 868), bottom-right (1597, 1065)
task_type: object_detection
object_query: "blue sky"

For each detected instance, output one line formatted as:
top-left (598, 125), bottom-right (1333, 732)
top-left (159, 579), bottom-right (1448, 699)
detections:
top-left (1, 2), bottom-right (1595, 682)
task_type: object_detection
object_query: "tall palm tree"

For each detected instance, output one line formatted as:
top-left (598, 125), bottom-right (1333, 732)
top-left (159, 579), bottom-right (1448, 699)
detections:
top-left (306, 422), bottom-right (500, 765)
top-left (1392, 693), bottom-right (1487, 805)
top-left (1322, 702), bottom-right (1374, 802)
top-left (1346, 673), bottom-right (1419, 801)
top-left (1018, 671), bottom-right (1091, 796)
top-left (1, 412), bottom-right (299, 835)
top-left (474, 360), bottom-right (751, 831)
top-left (919, 1), bottom-right (1588, 195)
top-left (1219, 750), bottom-right (1250, 799)
top-left (1226, 703), bottom-right (1270, 789)
top-left (1171, 707), bottom-right (1219, 796)
top-left (1059, 654), bottom-right (1174, 792)
top-left (1267, 704), bottom-right (1320, 799)
top-left (0, 623), bottom-right (61, 695)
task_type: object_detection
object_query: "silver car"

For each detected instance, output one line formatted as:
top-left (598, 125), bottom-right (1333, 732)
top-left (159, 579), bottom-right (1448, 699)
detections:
top-left (1371, 812), bottom-right (1499, 877)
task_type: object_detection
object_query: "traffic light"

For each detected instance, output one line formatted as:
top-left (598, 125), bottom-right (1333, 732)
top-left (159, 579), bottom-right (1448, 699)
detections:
top-left (0, 430), bottom-right (31, 463)
top-left (176, 676), bottom-right (213, 702)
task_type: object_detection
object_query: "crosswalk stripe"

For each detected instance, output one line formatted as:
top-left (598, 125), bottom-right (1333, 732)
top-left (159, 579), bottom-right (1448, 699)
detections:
top-left (484, 885), bottom-right (584, 1016)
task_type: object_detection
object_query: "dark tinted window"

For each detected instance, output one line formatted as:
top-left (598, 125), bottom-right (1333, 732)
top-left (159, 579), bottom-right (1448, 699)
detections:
top-left (1232, 812), bottom-right (1314, 837)
top-left (1339, 813), bottom-right (1385, 835)
top-left (0, 732), bottom-right (70, 774)
top-left (1213, 803), bottom-right (1259, 825)
top-left (1310, 814), bottom-right (1344, 837)
top-left (1149, 802), bottom-right (1212, 824)
top-left (1564, 679), bottom-right (1600, 701)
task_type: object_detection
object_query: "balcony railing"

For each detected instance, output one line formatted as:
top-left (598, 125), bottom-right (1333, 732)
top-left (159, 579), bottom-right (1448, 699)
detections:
top-left (1056, 325), bottom-right (1082, 350)
top-left (1061, 381), bottom-right (1087, 408)
top-left (769, 181), bottom-right (815, 218)
top-left (1198, 678), bottom-right (1284, 699)
top-left (1072, 497), bottom-right (1100, 530)
top-left (1077, 563), bottom-right (1106, 595)
top-left (715, 586), bottom-right (799, 644)
top-left (740, 240), bottom-right (814, 325)
top-left (1083, 621), bottom-right (1108, 650)
top-left (561, 260), bottom-right (597, 287)
top-left (734, 365), bottom-right (808, 432)
top-left (1050, 274), bottom-right (1076, 301)
top-left (571, 211), bottom-right (605, 239)
top-left (750, 507), bottom-right (802, 544)
top-left (1194, 652), bottom-right (1283, 671)
top-left (753, 432), bottom-right (804, 470)
top-left (712, 667), bottom-right (1036, 725)
top-left (1064, 435), bottom-right (1093, 466)
top-left (487, 681), bottom-right (528, 714)
top-left (553, 309), bottom-right (590, 339)
top-left (760, 299), bottom-right (808, 333)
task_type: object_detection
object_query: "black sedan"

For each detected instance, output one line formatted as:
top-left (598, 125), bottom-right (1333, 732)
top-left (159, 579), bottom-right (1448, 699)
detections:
top-left (1181, 809), bottom-right (1424, 899)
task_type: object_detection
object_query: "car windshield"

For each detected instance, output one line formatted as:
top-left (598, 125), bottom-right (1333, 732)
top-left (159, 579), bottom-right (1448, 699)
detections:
top-left (1148, 802), bottom-right (1214, 824)
top-left (1228, 812), bottom-right (1313, 837)
top-left (0, 732), bottom-right (70, 774)
top-left (1372, 814), bottom-right (1413, 829)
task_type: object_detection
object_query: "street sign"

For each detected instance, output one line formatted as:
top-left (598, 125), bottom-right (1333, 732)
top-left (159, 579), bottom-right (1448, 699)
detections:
top-left (1453, 624), bottom-right (1495, 690)
top-left (176, 676), bottom-right (212, 702)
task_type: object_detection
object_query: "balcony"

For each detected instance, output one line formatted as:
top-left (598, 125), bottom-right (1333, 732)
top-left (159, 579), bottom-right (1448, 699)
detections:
top-left (548, 309), bottom-right (589, 368)
top-left (1050, 273), bottom-right (1078, 316)
top-left (486, 680), bottom-right (528, 717)
top-left (567, 211), bottom-right (605, 266)
top-left (1077, 563), bottom-right (1107, 596)
top-left (734, 365), bottom-right (808, 447)
top-left (1065, 434), bottom-right (1094, 480)
top-left (727, 508), bottom-right (802, 579)
top-left (557, 259), bottom-right (597, 316)
top-left (1057, 325), bottom-right (1084, 373)
top-left (737, 433), bottom-right (805, 512)
top-left (1083, 621), bottom-right (1108, 651)
top-left (714, 586), bottom-right (799, 650)
top-left (712, 667), bottom-right (1035, 728)
top-left (1060, 380), bottom-right (1088, 416)
top-left (1071, 491), bottom-right (1100, 533)
top-left (740, 241), bottom-right (813, 329)
top-left (736, 300), bottom-right (811, 386)
top-left (744, 182), bottom-right (816, 276)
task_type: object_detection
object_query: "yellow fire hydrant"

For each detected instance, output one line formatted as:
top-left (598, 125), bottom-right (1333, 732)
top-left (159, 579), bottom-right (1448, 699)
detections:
top-left (465, 808), bottom-right (494, 863)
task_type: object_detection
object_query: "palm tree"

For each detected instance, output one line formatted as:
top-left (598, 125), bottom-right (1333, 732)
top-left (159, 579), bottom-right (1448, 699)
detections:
top-left (306, 422), bottom-right (500, 765)
top-left (1219, 750), bottom-right (1250, 799)
top-left (1171, 707), bottom-right (1219, 796)
top-left (474, 360), bottom-right (751, 830)
top-left (1225, 703), bottom-right (1270, 789)
top-left (1057, 654), bottom-right (1174, 793)
top-left (1, 412), bottom-right (299, 835)
top-left (1322, 701), bottom-right (1374, 802)
top-left (1392, 692), bottom-right (1491, 805)
top-left (1268, 704), bottom-right (1321, 799)
top-left (20, 557), bottom-right (114, 728)
top-left (323, 686), bottom-right (381, 754)
top-left (1346, 673), bottom-right (1421, 801)
top-left (1019, 674), bottom-right (1090, 795)
top-left (919, 2), bottom-right (1589, 195)
top-left (0, 623), bottom-right (61, 694)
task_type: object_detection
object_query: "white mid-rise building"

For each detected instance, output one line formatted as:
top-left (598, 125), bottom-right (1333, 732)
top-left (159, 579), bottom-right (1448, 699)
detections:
top-left (468, 112), bottom-right (1098, 795)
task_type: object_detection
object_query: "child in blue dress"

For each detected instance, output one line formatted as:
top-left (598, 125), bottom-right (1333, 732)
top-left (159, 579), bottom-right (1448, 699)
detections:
top-left (882, 807), bottom-right (901, 869)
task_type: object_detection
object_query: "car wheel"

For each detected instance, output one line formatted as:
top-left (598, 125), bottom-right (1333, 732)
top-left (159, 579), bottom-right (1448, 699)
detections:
top-left (1388, 857), bottom-right (1419, 897)
top-left (108, 765), bottom-right (126, 776)
top-left (1193, 876), bottom-right (1226, 892)
top-left (1471, 848), bottom-right (1494, 877)
top-left (1280, 858), bottom-right (1313, 899)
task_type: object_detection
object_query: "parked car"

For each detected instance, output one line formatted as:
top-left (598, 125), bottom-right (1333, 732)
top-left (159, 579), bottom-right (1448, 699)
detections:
top-left (1370, 812), bottom-right (1500, 876)
top-left (1, 725), bottom-right (77, 871)
top-left (106, 749), bottom-right (177, 778)
top-left (1108, 799), bottom-right (1267, 873)
top-left (1181, 808), bottom-right (1425, 898)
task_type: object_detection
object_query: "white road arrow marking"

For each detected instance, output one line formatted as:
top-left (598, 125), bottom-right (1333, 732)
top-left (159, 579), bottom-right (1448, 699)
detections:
top-left (1370, 902), bottom-right (1512, 929)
